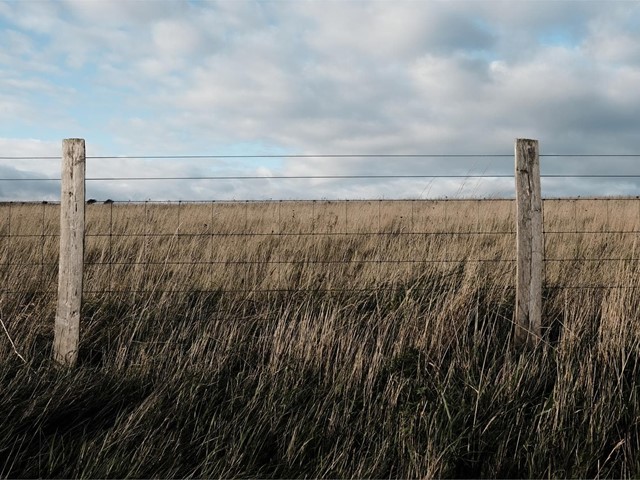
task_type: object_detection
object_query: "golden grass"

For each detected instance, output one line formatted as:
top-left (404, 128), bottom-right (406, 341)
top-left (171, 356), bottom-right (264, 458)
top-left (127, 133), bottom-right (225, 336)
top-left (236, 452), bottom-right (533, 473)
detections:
top-left (0, 198), bottom-right (639, 478)
top-left (2, 198), bottom-right (639, 295)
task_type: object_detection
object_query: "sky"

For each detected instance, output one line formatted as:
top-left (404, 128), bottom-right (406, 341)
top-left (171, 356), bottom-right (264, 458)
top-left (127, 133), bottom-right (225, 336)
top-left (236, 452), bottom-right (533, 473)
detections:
top-left (1, 0), bottom-right (640, 201)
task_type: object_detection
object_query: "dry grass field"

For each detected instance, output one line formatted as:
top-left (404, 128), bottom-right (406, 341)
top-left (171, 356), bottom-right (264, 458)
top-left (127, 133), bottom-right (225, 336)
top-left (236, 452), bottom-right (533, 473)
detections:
top-left (1, 198), bottom-right (639, 478)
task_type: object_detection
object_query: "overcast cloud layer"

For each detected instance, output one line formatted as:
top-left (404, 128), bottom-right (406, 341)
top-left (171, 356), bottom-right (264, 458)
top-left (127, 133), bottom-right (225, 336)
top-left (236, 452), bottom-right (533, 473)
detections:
top-left (1, 0), bottom-right (640, 200)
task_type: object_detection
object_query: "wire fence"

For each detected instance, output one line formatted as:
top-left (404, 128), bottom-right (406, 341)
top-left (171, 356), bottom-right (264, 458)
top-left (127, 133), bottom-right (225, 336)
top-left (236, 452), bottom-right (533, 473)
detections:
top-left (542, 197), bottom-right (640, 291)
top-left (1, 153), bottom-right (639, 300)
top-left (0, 198), bottom-right (517, 298)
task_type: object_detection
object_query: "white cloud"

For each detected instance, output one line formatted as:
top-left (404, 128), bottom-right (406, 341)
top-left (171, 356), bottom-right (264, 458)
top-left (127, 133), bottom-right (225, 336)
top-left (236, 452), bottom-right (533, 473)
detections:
top-left (60, 0), bottom-right (179, 26)
top-left (1, 0), bottom-right (640, 200)
top-left (584, 10), bottom-right (640, 66)
top-left (1, 1), bottom-right (60, 34)
top-left (296, 1), bottom-right (494, 61)
top-left (152, 20), bottom-right (203, 57)
top-left (0, 138), bottom-right (59, 158)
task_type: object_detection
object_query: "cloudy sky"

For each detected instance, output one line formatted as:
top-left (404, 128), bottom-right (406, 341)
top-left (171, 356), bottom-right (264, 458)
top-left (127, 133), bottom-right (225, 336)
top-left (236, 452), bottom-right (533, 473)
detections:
top-left (1, 0), bottom-right (640, 201)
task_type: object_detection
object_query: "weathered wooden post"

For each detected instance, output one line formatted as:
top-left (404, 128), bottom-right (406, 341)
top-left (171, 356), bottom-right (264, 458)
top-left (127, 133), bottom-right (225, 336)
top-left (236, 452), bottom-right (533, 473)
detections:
top-left (53, 138), bottom-right (85, 366)
top-left (515, 138), bottom-right (543, 347)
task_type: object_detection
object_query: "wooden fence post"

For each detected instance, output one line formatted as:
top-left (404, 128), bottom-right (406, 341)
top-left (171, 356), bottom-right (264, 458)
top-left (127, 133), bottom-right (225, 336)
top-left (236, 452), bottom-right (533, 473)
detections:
top-left (515, 138), bottom-right (543, 347)
top-left (53, 138), bottom-right (85, 366)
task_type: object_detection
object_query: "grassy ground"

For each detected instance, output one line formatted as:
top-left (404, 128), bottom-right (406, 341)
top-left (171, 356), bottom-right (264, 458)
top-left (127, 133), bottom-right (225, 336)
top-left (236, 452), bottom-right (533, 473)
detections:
top-left (1, 199), bottom-right (639, 478)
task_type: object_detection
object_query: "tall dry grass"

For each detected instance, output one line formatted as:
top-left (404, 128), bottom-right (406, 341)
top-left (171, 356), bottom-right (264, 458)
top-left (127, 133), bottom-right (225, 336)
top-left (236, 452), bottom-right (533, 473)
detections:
top-left (0, 198), bottom-right (639, 478)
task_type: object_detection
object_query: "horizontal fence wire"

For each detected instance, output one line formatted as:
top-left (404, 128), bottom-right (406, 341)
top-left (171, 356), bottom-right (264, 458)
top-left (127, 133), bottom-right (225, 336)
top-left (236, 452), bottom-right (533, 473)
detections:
top-left (3, 174), bottom-right (640, 182)
top-left (3, 153), bottom-right (640, 160)
top-left (82, 260), bottom-right (515, 266)
top-left (7, 258), bottom-right (639, 266)
top-left (0, 175), bottom-right (515, 181)
top-left (82, 232), bottom-right (516, 237)
top-left (6, 257), bottom-right (640, 266)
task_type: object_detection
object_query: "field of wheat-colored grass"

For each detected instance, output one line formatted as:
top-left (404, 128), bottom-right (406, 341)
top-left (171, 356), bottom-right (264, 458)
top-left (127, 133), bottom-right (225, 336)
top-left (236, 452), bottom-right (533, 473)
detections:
top-left (1, 198), bottom-right (639, 478)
